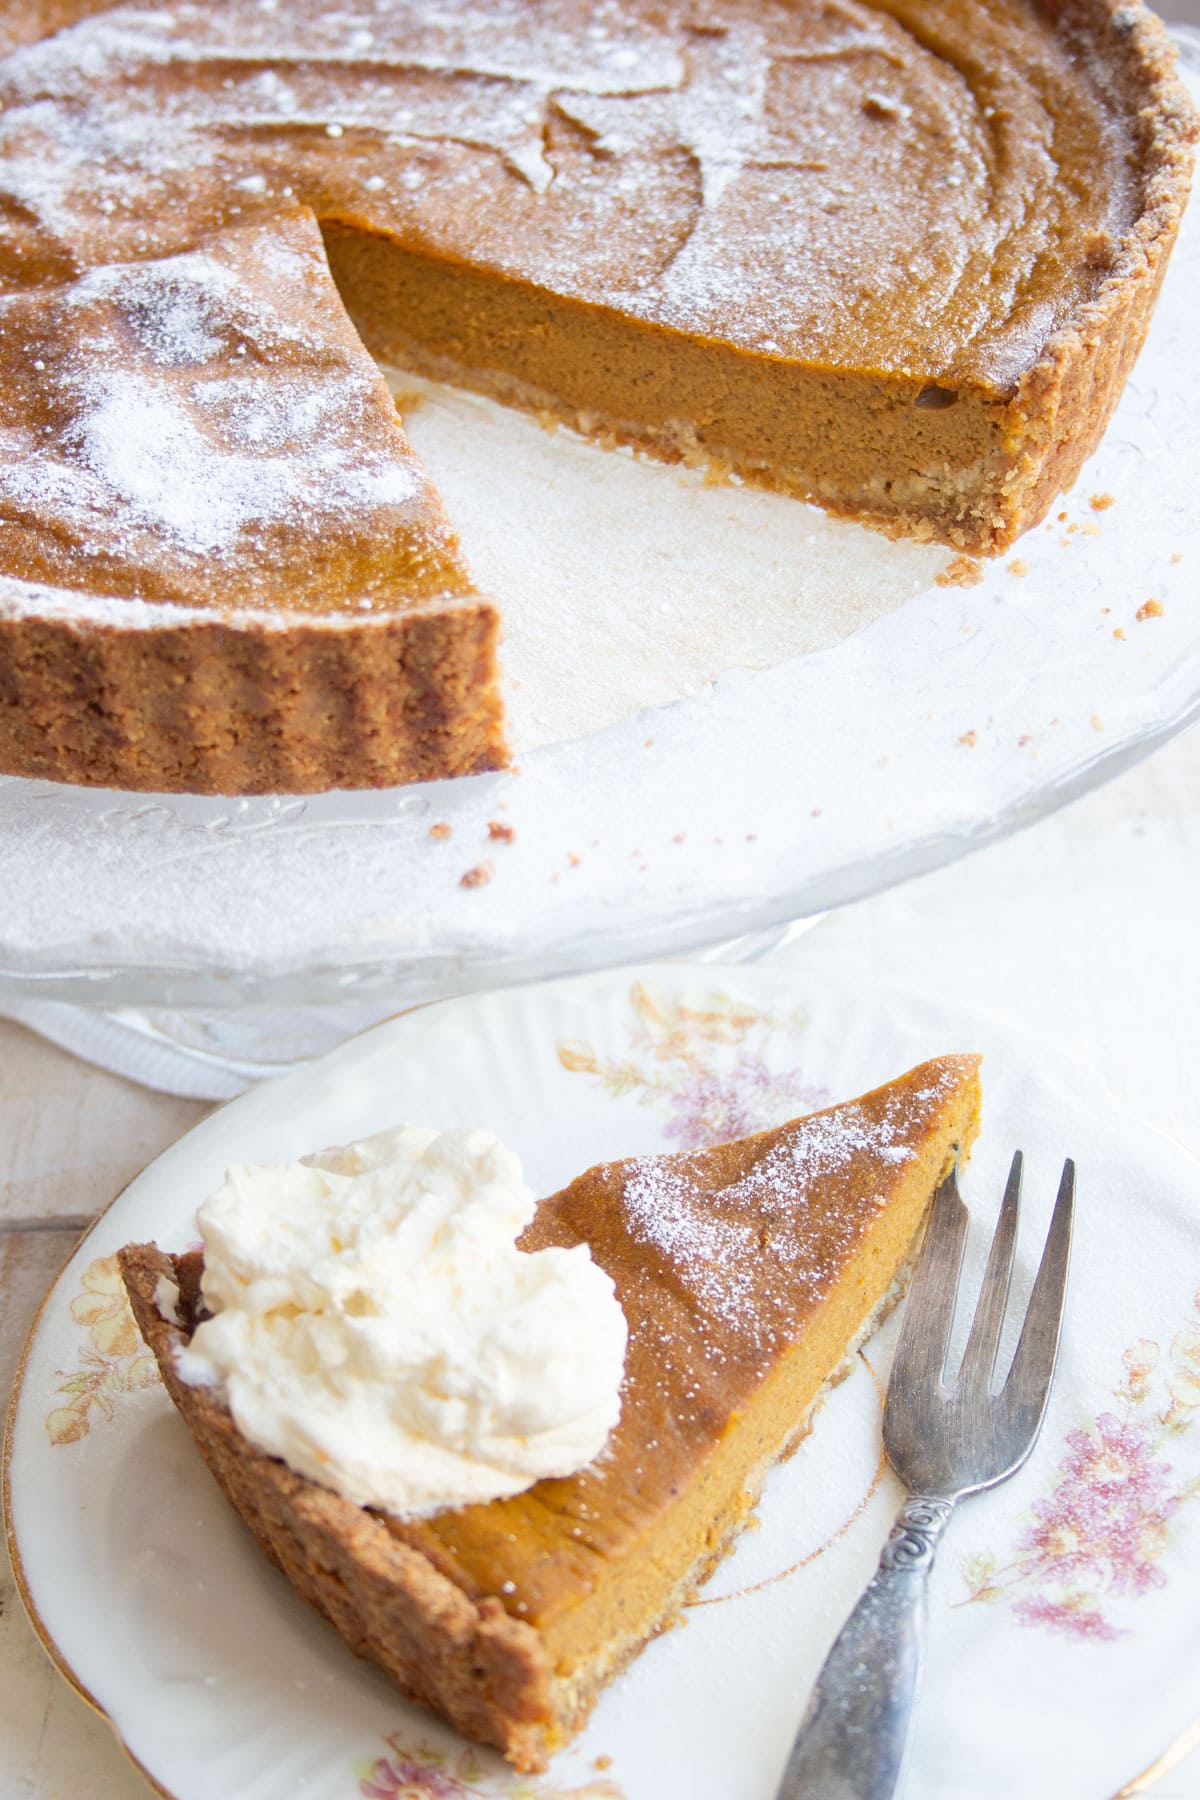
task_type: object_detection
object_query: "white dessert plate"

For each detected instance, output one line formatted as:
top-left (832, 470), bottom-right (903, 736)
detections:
top-left (0, 50), bottom-right (1198, 1010)
top-left (7, 965), bottom-right (1200, 1800)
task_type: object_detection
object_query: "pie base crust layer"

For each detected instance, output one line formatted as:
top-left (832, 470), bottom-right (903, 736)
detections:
top-left (0, 600), bottom-right (506, 795)
top-left (119, 1053), bottom-right (982, 1770)
top-left (0, 0), bottom-right (1196, 794)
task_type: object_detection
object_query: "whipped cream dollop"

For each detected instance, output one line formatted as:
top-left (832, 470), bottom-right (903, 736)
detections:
top-left (174, 1125), bottom-right (628, 1518)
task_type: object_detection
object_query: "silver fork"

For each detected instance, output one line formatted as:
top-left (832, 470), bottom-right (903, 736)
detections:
top-left (775, 1151), bottom-right (1075, 1800)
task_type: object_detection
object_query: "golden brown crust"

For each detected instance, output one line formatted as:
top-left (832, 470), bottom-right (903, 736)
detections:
top-left (991, 0), bottom-right (1199, 551)
top-left (119, 1243), bottom-right (556, 1769)
top-left (0, 600), bottom-right (506, 793)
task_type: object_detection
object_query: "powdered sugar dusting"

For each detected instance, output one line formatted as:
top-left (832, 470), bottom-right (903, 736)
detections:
top-left (620, 1072), bottom-right (960, 1342)
top-left (73, 254), bottom-right (238, 366)
top-left (624, 1161), bottom-right (760, 1328)
top-left (0, 212), bottom-right (450, 600)
top-left (64, 372), bottom-right (411, 557)
top-left (0, 0), bottom-right (1136, 381)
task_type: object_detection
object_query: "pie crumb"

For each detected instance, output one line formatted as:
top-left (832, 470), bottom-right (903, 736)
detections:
top-left (487, 820), bottom-right (516, 843)
top-left (958, 729), bottom-right (977, 747)
top-left (1007, 557), bottom-right (1029, 577)
top-left (594, 1756), bottom-right (613, 1772)
top-left (1090, 492), bottom-right (1116, 511)
top-left (701, 457), bottom-right (736, 488)
top-left (460, 862), bottom-right (493, 889)
top-left (430, 821), bottom-right (452, 841)
top-left (935, 553), bottom-right (984, 587)
top-left (1136, 598), bottom-right (1163, 621)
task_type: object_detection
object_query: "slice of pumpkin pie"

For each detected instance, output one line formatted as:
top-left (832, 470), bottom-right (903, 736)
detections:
top-left (119, 1052), bottom-right (981, 1772)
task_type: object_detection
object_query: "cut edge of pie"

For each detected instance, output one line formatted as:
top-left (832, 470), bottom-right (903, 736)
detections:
top-left (118, 1051), bottom-right (982, 1772)
top-left (319, 0), bottom-right (1198, 559)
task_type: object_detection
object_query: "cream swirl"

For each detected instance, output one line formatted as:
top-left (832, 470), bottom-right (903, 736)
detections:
top-left (175, 1123), bottom-right (628, 1518)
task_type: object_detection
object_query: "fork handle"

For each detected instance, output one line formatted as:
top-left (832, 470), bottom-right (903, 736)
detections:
top-left (774, 1494), bottom-right (955, 1800)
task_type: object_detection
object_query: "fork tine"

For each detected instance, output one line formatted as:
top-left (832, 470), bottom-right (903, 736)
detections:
top-left (997, 1158), bottom-right (1075, 1445)
top-left (887, 1160), bottom-right (968, 1398)
top-left (954, 1150), bottom-right (1022, 1394)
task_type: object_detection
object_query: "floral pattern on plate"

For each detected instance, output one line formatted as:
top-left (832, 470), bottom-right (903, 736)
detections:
top-left (44, 1253), bottom-right (158, 1445)
top-left (959, 1286), bottom-right (1200, 1640)
top-left (357, 1734), bottom-right (623, 1799)
top-left (556, 979), bottom-right (828, 1149)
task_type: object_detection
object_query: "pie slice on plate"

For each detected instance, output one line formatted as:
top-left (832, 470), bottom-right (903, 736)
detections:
top-left (120, 1051), bottom-right (981, 1772)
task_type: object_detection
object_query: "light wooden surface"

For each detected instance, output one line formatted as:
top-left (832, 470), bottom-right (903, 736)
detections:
top-left (1, 719), bottom-right (1198, 1800)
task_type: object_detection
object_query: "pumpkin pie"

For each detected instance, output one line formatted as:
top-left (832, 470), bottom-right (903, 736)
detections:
top-left (0, 2), bottom-right (1194, 793)
top-left (119, 1051), bottom-right (982, 1771)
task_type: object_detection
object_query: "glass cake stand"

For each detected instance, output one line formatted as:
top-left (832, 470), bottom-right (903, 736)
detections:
top-left (1, 45), bottom-right (1197, 1042)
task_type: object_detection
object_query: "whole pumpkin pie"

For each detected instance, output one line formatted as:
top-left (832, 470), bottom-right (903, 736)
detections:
top-left (0, 0), bottom-right (1194, 792)
top-left (119, 1051), bottom-right (982, 1771)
